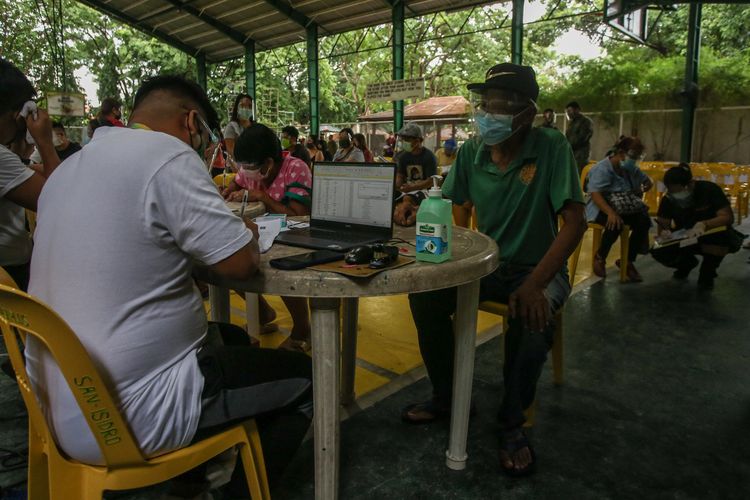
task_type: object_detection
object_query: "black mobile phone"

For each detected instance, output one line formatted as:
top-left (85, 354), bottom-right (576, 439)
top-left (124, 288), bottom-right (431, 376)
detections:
top-left (269, 250), bottom-right (344, 270)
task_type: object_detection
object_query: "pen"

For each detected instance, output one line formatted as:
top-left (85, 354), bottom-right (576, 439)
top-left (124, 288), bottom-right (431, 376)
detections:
top-left (239, 190), bottom-right (249, 218)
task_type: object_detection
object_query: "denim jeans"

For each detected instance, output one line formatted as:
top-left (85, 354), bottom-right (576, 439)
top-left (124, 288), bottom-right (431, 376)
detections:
top-left (408, 264), bottom-right (571, 429)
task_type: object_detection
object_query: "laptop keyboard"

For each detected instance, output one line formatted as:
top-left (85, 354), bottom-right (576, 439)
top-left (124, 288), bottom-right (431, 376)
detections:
top-left (308, 228), bottom-right (371, 243)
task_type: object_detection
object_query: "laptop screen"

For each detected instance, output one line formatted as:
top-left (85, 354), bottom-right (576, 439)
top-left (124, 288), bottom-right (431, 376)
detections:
top-left (311, 162), bottom-right (395, 229)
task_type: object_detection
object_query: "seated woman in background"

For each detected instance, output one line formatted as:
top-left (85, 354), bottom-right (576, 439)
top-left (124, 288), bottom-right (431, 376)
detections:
top-left (651, 163), bottom-right (739, 290)
top-left (306, 138), bottom-right (325, 163)
top-left (586, 136), bottom-right (653, 281)
top-left (353, 133), bottom-right (374, 162)
top-left (222, 123), bottom-right (313, 351)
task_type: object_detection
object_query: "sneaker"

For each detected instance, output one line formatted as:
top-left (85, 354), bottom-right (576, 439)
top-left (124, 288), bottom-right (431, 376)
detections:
top-left (593, 254), bottom-right (607, 278)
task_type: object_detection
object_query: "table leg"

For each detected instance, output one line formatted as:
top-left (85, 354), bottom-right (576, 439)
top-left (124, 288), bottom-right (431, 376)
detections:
top-left (341, 298), bottom-right (359, 406)
top-left (244, 293), bottom-right (260, 341)
top-left (208, 285), bottom-right (230, 323)
top-left (310, 297), bottom-right (342, 500)
top-left (445, 280), bottom-right (480, 470)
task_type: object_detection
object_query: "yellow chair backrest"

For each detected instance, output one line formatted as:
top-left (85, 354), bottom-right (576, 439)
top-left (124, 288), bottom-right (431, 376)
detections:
top-left (580, 161), bottom-right (597, 192)
top-left (213, 173), bottom-right (236, 189)
top-left (0, 285), bottom-right (144, 467)
top-left (0, 267), bottom-right (18, 289)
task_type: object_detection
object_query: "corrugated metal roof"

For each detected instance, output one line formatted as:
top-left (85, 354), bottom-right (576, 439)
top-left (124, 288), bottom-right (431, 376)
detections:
top-left (77, 0), bottom-right (502, 62)
top-left (358, 96), bottom-right (470, 121)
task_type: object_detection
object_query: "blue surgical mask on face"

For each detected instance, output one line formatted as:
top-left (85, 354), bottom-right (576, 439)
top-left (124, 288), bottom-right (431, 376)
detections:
top-left (475, 110), bottom-right (514, 145)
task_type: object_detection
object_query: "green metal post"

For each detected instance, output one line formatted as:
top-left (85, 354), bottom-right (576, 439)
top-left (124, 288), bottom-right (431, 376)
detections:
top-left (681, 2), bottom-right (702, 163)
top-left (511, 0), bottom-right (524, 65)
top-left (196, 53), bottom-right (207, 91)
top-left (244, 42), bottom-right (256, 102)
top-left (392, 0), bottom-right (405, 134)
top-left (307, 24), bottom-right (320, 139)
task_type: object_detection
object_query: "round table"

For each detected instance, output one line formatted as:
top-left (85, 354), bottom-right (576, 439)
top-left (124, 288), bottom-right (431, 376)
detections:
top-left (195, 224), bottom-right (498, 500)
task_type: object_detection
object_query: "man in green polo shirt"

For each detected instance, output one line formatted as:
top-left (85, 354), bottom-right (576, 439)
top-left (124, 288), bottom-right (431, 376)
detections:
top-left (403, 63), bottom-right (586, 477)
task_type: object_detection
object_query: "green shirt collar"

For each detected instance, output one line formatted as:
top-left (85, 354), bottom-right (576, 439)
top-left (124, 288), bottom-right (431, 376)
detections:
top-left (473, 128), bottom-right (540, 174)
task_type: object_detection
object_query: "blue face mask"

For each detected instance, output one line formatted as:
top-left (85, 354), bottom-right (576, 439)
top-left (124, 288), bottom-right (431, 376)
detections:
top-left (475, 111), bottom-right (514, 145)
top-left (622, 158), bottom-right (636, 170)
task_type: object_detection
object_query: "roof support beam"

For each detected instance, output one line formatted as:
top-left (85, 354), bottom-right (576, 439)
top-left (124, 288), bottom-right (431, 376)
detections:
top-left (511, 0), bottom-right (523, 65)
top-left (160, 0), bottom-right (252, 46)
top-left (307, 24), bottom-right (320, 138)
top-left (77, 0), bottom-right (198, 55)
top-left (392, 0), bottom-right (405, 134)
top-left (245, 42), bottom-right (256, 102)
top-left (261, 0), bottom-right (313, 28)
top-left (680, 1), bottom-right (701, 162)
top-left (196, 53), bottom-right (207, 90)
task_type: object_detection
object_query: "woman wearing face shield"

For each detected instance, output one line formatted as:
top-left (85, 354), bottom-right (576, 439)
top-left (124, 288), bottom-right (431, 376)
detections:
top-left (222, 93), bottom-right (254, 158)
top-left (222, 123), bottom-right (314, 351)
top-left (586, 136), bottom-right (653, 282)
top-left (651, 163), bottom-right (738, 290)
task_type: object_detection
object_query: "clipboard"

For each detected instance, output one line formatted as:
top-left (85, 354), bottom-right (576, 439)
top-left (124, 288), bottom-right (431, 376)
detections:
top-left (651, 225), bottom-right (727, 249)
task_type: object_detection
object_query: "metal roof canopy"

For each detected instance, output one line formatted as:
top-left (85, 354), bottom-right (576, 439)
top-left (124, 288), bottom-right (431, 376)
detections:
top-left (358, 96), bottom-right (470, 121)
top-left (77, 0), bottom-right (501, 63)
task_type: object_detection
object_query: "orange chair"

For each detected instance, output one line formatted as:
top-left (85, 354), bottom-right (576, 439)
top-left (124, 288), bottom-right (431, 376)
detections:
top-left (213, 173), bottom-right (236, 190)
top-left (0, 285), bottom-right (270, 500)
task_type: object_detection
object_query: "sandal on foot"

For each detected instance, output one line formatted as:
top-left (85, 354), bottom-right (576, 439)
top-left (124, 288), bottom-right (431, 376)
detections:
top-left (401, 399), bottom-right (450, 424)
top-left (278, 337), bottom-right (311, 353)
top-left (260, 322), bottom-right (279, 335)
top-left (499, 429), bottom-right (537, 477)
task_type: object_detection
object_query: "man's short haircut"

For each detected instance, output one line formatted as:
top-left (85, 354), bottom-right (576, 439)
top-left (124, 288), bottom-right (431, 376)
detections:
top-left (543, 108), bottom-right (554, 114)
top-left (0, 58), bottom-right (36, 115)
top-left (234, 123), bottom-right (282, 166)
top-left (52, 121), bottom-right (65, 131)
top-left (100, 97), bottom-right (122, 115)
top-left (339, 127), bottom-right (354, 139)
top-left (664, 164), bottom-right (693, 187)
top-left (566, 101), bottom-right (580, 110)
top-left (132, 75), bottom-right (219, 130)
top-left (281, 125), bottom-right (299, 139)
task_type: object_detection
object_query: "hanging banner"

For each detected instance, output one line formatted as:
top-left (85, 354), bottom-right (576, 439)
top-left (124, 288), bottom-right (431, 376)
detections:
top-left (46, 92), bottom-right (86, 117)
top-left (365, 78), bottom-right (425, 103)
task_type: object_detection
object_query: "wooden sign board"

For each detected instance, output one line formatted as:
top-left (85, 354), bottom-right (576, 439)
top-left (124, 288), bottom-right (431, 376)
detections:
top-left (47, 92), bottom-right (86, 117)
top-left (365, 79), bottom-right (425, 103)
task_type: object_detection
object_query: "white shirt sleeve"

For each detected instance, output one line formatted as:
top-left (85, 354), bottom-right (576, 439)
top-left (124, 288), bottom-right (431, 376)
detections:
top-left (143, 151), bottom-right (252, 266)
top-left (0, 145), bottom-right (35, 197)
top-left (222, 121), bottom-right (242, 140)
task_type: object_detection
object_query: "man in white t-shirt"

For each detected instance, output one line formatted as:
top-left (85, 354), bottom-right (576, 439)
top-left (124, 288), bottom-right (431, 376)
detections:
top-left (0, 58), bottom-right (61, 290)
top-left (25, 76), bottom-right (312, 496)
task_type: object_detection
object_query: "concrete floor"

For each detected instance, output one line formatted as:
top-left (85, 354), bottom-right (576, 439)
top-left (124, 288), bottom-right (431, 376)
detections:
top-left (1, 230), bottom-right (749, 499)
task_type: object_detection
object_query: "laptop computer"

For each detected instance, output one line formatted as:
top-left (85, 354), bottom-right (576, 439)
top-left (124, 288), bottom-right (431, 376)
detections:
top-left (274, 162), bottom-right (396, 251)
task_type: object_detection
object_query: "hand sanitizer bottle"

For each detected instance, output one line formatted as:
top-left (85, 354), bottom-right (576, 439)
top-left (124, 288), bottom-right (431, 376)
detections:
top-left (415, 175), bottom-right (452, 263)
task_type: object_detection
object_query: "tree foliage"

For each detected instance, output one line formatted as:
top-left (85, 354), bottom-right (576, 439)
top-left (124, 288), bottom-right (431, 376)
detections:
top-left (1, 0), bottom-right (749, 130)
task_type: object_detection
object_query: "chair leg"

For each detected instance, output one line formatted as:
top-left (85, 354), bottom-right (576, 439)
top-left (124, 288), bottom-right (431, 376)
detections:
top-left (591, 228), bottom-right (602, 272)
top-left (243, 421), bottom-right (271, 500)
top-left (522, 399), bottom-right (536, 428)
top-left (619, 226), bottom-right (630, 283)
top-left (26, 441), bottom-right (50, 500)
top-left (552, 312), bottom-right (563, 386)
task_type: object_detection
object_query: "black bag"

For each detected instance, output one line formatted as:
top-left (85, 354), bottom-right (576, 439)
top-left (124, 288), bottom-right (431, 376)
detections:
top-left (604, 191), bottom-right (648, 215)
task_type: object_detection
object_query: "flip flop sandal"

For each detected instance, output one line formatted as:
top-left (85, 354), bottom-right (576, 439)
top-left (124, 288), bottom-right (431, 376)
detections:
top-left (260, 323), bottom-right (279, 335)
top-left (401, 399), bottom-right (450, 424)
top-left (278, 337), bottom-right (311, 353)
top-left (499, 429), bottom-right (537, 477)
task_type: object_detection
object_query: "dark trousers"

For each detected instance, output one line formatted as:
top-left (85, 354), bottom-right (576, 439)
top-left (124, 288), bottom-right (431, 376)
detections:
top-left (651, 243), bottom-right (724, 280)
top-left (3, 262), bottom-right (29, 291)
top-left (595, 211), bottom-right (651, 263)
top-left (408, 266), bottom-right (570, 430)
top-left (190, 323), bottom-right (313, 494)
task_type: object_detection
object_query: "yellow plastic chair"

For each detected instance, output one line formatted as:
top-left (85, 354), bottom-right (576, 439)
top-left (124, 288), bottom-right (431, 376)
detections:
top-left (0, 266), bottom-right (19, 289)
top-left (213, 173), bottom-right (236, 190)
top-left (581, 163), bottom-right (631, 283)
top-left (709, 162), bottom-right (743, 223)
top-left (478, 232), bottom-right (584, 427)
top-left (0, 285), bottom-right (270, 500)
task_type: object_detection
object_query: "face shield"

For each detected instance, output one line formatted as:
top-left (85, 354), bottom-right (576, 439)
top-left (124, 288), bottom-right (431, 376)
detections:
top-left (469, 91), bottom-right (537, 146)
